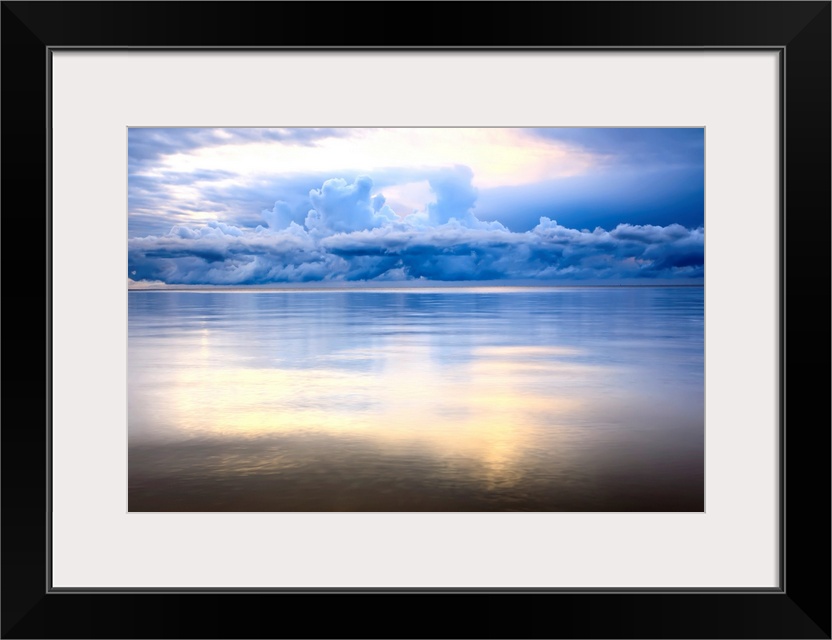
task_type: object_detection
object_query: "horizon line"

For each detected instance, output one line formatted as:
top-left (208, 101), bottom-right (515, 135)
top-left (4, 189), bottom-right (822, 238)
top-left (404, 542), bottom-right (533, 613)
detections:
top-left (128, 281), bottom-right (705, 293)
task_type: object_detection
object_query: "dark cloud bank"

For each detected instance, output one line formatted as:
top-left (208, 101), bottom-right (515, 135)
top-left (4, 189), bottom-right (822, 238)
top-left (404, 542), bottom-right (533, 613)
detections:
top-left (128, 169), bottom-right (704, 285)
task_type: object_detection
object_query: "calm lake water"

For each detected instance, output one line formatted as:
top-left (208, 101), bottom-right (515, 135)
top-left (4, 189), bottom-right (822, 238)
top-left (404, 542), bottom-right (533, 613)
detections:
top-left (128, 286), bottom-right (704, 512)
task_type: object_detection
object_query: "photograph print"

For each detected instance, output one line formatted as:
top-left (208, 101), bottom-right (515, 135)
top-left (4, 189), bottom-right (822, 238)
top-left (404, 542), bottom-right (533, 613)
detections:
top-left (128, 127), bottom-right (704, 512)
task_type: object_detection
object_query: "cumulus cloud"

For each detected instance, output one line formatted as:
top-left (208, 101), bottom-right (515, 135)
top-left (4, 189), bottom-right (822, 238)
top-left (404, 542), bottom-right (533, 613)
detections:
top-left (262, 201), bottom-right (295, 230)
top-left (128, 173), bottom-right (703, 285)
top-left (424, 166), bottom-right (507, 231)
top-left (304, 176), bottom-right (397, 234)
top-left (427, 165), bottom-right (478, 226)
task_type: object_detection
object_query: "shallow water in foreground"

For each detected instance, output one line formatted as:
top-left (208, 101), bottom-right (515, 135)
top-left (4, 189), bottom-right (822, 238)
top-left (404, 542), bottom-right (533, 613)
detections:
top-left (128, 287), bottom-right (704, 511)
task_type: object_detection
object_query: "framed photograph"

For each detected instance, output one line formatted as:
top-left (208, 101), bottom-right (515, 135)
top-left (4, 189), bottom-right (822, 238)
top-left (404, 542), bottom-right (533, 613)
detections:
top-left (2, 2), bottom-right (829, 638)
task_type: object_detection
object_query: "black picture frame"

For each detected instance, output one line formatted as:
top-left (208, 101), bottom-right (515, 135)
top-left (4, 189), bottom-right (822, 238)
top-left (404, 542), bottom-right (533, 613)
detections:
top-left (2, 2), bottom-right (829, 638)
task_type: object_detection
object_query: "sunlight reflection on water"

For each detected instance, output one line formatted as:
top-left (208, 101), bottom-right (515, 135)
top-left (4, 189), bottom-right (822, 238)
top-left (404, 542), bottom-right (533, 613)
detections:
top-left (128, 287), bottom-right (704, 511)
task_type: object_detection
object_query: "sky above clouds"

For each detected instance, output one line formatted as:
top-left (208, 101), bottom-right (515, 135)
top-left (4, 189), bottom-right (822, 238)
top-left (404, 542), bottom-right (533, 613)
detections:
top-left (128, 127), bottom-right (704, 285)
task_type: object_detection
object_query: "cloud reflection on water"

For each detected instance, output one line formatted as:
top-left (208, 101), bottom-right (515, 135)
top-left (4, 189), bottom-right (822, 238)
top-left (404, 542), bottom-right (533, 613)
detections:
top-left (129, 288), bottom-right (703, 511)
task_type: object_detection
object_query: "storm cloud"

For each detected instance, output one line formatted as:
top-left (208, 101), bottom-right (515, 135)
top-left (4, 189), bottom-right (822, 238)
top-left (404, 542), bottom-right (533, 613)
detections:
top-left (129, 172), bottom-right (703, 285)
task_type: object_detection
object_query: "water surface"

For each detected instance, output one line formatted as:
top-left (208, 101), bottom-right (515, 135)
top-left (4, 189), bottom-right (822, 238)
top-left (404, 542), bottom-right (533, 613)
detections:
top-left (128, 287), bottom-right (704, 511)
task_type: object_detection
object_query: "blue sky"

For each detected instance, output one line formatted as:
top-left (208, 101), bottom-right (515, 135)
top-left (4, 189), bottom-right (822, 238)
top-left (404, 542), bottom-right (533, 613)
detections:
top-left (128, 127), bottom-right (704, 285)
